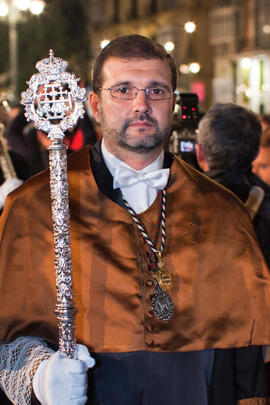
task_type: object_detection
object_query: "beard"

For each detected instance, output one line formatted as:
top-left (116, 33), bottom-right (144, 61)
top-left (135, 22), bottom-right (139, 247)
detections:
top-left (100, 110), bottom-right (171, 154)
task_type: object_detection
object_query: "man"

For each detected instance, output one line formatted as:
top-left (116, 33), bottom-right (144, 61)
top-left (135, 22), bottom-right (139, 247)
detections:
top-left (196, 102), bottom-right (270, 269)
top-left (253, 127), bottom-right (270, 186)
top-left (0, 35), bottom-right (270, 405)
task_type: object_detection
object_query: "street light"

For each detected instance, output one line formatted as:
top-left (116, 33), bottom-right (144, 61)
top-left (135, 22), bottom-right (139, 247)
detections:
top-left (29, 0), bottom-right (45, 15)
top-left (0, 2), bottom-right (8, 16)
top-left (0, 0), bottom-right (45, 101)
top-left (240, 57), bottom-right (251, 69)
top-left (263, 24), bottom-right (270, 34)
top-left (0, 0), bottom-right (45, 16)
top-left (179, 64), bottom-right (190, 74)
top-left (100, 39), bottom-right (110, 49)
top-left (179, 62), bottom-right (200, 75)
top-left (164, 41), bottom-right (175, 53)
top-left (184, 21), bottom-right (196, 34)
top-left (14, 0), bottom-right (31, 11)
top-left (189, 62), bottom-right (200, 74)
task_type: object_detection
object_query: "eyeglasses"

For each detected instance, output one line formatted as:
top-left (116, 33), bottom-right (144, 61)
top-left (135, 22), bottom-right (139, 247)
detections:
top-left (100, 84), bottom-right (174, 100)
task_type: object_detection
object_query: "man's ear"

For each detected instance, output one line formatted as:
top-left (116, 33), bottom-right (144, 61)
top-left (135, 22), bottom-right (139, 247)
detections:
top-left (89, 91), bottom-right (101, 124)
top-left (196, 143), bottom-right (209, 172)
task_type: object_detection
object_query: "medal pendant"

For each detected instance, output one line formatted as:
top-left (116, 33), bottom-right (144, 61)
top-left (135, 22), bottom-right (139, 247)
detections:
top-left (156, 257), bottom-right (173, 291)
top-left (152, 282), bottom-right (174, 322)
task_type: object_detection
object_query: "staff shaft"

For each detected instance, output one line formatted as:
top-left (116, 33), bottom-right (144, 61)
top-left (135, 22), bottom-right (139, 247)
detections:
top-left (48, 139), bottom-right (77, 359)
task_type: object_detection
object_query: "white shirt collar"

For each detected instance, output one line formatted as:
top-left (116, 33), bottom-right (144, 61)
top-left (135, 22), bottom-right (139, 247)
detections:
top-left (101, 138), bottom-right (164, 177)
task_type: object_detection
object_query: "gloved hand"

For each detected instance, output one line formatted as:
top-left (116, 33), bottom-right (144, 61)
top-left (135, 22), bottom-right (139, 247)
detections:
top-left (0, 177), bottom-right (23, 209)
top-left (33, 344), bottom-right (95, 405)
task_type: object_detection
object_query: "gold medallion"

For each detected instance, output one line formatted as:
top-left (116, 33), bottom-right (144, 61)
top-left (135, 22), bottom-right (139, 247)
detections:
top-left (155, 254), bottom-right (173, 291)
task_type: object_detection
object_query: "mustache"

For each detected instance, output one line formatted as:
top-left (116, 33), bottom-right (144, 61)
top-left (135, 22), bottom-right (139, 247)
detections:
top-left (124, 113), bottom-right (158, 129)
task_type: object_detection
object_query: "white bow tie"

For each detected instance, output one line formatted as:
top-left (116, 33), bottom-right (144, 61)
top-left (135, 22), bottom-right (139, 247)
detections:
top-left (113, 164), bottom-right (170, 190)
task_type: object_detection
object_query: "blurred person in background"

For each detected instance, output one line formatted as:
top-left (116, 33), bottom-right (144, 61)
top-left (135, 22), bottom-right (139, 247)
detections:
top-left (196, 102), bottom-right (270, 384)
top-left (0, 103), bottom-right (30, 212)
top-left (253, 127), bottom-right (270, 186)
top-left (196, 102), bottom-right (270, 268)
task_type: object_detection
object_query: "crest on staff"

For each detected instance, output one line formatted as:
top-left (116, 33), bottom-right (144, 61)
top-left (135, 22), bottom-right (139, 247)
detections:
top-left (21, 49), bottom-right (86, 140)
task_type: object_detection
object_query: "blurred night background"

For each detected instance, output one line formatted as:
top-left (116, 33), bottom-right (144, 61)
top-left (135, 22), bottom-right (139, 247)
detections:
top-left (0, 0), bottom-right (270, 114)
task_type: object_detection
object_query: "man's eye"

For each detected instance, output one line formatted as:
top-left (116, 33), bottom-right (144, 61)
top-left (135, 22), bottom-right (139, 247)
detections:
top-left (150, 87), bottom-right (165, 95)
top-left (117, 86), bottom-right (129, 94)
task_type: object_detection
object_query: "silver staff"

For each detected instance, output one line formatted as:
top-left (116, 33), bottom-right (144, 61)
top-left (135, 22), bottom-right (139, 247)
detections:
top-left (21, 50), bottom-right (86, 359)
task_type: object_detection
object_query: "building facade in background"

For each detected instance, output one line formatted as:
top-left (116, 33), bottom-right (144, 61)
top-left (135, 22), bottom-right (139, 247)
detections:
top-left (87, 0), bottom-right (212, 112)
top-left (87, 0), bottom-right (270, 113)
top-left (210, 0), bottom-right (270, 113)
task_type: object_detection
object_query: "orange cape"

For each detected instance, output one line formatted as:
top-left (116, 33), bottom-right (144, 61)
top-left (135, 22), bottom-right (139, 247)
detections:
top-left (0, 146), bottom-right (270, 353)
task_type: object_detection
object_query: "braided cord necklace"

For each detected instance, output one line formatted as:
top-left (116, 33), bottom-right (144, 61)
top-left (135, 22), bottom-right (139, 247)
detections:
top-left (122, 190), bottom-right (175, 322)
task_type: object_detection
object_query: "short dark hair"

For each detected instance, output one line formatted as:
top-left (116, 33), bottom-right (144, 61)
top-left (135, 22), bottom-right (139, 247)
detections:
top-left (198, 103), bottom-right (262, 171)
top-left (92, 34), bottom-right (177, 93)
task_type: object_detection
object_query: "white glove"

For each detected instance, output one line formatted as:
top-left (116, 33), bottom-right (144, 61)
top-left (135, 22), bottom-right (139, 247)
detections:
top-left (0, 177), bottom-right (23, 209)
top-left (33, 344), bottom-right (95, 405)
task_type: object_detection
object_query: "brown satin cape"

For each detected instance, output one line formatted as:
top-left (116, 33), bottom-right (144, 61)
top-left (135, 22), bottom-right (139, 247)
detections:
top-left (0, 146), bottom-right (270, 353)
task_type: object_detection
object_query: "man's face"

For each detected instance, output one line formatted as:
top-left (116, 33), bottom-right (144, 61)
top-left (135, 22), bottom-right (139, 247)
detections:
top-left (252, 146), bottom-right (270, 185)
top-left (90, 57), bottom-right (175, 157)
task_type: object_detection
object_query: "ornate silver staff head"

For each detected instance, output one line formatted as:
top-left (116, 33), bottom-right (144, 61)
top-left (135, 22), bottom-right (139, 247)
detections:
top-left (21, 49), bottom-right (86, 140)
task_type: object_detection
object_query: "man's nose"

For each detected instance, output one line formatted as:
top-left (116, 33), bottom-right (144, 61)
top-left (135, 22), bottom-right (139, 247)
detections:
top-left (132, 89), bottom-right (152, 114)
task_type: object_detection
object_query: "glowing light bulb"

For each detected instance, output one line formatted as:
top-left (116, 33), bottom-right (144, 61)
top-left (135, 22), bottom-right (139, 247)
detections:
top-left (189, 62), bottom-right (200, 74)
top-left (0, 2), bottom-right (8, 17)
top-left (100, 39), bottom-right (110, 49)
top-left (240, 58), bottom-right (251, 69)
top-left (179, 64), bottom-right (190, 74)
top-left (29, 0), bottom-right (45, 15)
top-left (164, 41), bottom-right (175, 52)
top-left (15, 0), bottom-right (30, 11)
top-left (263, 25), bottom-right (270, 34)
top-left (184, 21), bottom-right (196, 33)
